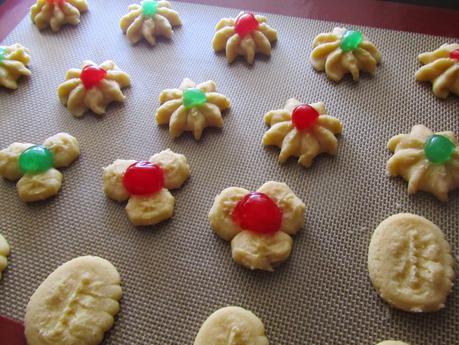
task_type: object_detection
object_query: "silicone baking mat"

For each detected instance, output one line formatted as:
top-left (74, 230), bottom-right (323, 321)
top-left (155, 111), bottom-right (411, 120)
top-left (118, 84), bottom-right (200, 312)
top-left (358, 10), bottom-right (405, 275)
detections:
top-left (0, 1), bottom-right (458, 344)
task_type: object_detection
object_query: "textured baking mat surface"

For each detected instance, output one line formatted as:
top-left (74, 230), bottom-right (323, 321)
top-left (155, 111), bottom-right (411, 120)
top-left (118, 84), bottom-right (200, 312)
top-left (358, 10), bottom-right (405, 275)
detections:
top-left (1, 1), bottom-right (458, 344)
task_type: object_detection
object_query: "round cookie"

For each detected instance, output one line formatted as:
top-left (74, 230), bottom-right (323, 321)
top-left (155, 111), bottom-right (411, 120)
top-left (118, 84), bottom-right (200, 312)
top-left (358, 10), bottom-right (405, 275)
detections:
top-left (194, 306), bottom-right (269, 345)
top-left (368, 213), bottom-right (455, 312)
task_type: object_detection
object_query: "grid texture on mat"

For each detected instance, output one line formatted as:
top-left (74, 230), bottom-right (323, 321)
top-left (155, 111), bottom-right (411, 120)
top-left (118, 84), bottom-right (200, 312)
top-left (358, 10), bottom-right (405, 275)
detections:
top-left (0, 1), bottom-right (458, 345)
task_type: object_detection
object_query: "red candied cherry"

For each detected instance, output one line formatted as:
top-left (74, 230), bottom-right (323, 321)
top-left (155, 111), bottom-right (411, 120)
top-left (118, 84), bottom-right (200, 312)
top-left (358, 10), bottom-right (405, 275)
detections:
top-left (232, 192), bottom-right (282, 234)
top-left (234, 13), bottom-right (259, 38)
top-left (80, 65), bottom-right (107, 89)
top-left (450, 49), bottom-right (459, 62)
top-left (291, 104), bottom-right (320, 131)
top-left (122, 161), bottom-right (164, 196)
top-left (46, 0), bottom-right (65, 5)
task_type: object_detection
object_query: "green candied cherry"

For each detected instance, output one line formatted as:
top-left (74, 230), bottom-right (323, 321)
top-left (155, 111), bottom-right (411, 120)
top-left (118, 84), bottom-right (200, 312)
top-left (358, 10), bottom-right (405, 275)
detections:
top-left (19, 146), bottom-right (54, 174)
top-left (141, 0), bottom-right (158, 17)
top-left (183, 88), bottom-right (207, 109)
top-left (340, 30), bottom-right (363, 52)
top-left (0, 47), bottom-right (5, 64)
top-left (424, 135), bottom-right (456, 164)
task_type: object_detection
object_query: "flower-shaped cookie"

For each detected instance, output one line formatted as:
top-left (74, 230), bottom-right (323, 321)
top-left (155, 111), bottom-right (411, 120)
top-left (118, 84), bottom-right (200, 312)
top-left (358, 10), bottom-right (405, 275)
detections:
top-left (103, 149), bottom-right (190, 226)
top-left (262, 98), bottom-right (342, 168)
top-left (208, 181), bottom-right (305, 271)
top-left (0, 133), bottom-right (80, 202)
top-left (415, 43), bottom-right (459, 98)
top-left (156, 78), bottom-right (231, 140)
top-left (310, 27), bottom-right (382, 82)
top-left (120, 0), bottom-right (181, 46)
top-left (387, 125), bottom-right (459, 202)
top-left (212, 12), bottom-right (278, 65)
top-left (0, 44), bottom-right (31, 89)
top-left (31, 0), bottom-right (88, 32)
top-left (58, 60), bottom-right (131, 117)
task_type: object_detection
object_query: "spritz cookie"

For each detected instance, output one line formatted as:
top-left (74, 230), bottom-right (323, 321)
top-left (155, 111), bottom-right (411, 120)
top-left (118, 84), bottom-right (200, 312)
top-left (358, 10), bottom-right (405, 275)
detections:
top-left (212, 12), bottom-right (277, 65)
top-left (103, 149), bottom-right (190, 226)
top-left (263, 98), bottom-right (342, 168)
top-left (120, 0), bottom-right (181, 46)
top-left (58, 60), bottom-right (131, 117)
top-left (0, 133), bottom-right (80, 202)
top-left (387, 125), bottom-right (459, 202)
top-left (0, 43), bottom-right (31, 89)
top-left (156, 78), bottom-right (230, 140)
top-left (311, 27), bottom-right (381, 81)
top-left (31, 0), bottom-right (88, 32)
top-left (415, 43), bottom-right (459, 98)
top-left (209, 181), bottom-right (305, 271)
top-left (194, 306), bottom-right (269, 345)
top-left (368, 213), bottom-right (455, 312)
top-left (25, 256), bottom-right (121, 345)
top-left (0, 234), bottom-right (10, 280)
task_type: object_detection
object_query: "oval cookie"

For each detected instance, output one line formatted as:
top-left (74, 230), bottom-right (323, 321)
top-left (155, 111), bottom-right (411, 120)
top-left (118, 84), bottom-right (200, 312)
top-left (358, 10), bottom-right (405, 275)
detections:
top-left (25, 256), bottom-right (122, 345)
top-left (368, 213), bottom-right (455, 312)
top-left (0, 234), bottom-right (10, 279)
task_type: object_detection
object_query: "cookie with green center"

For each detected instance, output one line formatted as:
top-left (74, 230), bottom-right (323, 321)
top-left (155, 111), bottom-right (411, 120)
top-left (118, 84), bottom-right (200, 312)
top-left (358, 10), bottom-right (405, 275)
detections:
top-left (310, 27), bottom-right (381, 82)
top-left (0, 44), bottom-right (31, 89)
top-left (387, 125), bottom-right (459, 202)
top-left (0, 133), bottom-right (80, 202)
top-left (120, 0), bottom-right (182, 46)
top-left (156, 78), bottom-right (231, 140)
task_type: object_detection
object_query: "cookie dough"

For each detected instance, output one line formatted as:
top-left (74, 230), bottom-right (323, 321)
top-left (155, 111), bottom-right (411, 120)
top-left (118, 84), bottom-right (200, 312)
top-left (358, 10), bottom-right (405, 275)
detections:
top-left (31, 0), bottom-right (88, 32)
top-left (58, 60), bottom-right (131, 117)
top-left (209, 181), bottom-right (305, 271)
top-left (0, 133), bottom-right (80, 202)
top-left (103, 149), bottom-right (190, 226)
top-left (25, 256), bottom-right (122, 345)
top-left (194, 306), bottom-right (269, 345)
top-left (156, 78), bottom-right (231, 140)
top-left (310, 27), bottom-right (381, 81)
top-left (387, 125), bottom-right (459, 202)
top-left (263, 99), bottom-right (342, 168)
top-left (0, 234), bottom-right (10, 280)
top-left (376, 341), bottom-right (410, 345)
top-left (415, 43), bottom-right (459, 98)
top-left (0, 43), bottom-right (31, 89)
top-left (212, 12), bottom-right (278, 64)
top-left (120, 0), bottom-right (181, 46)
top-left (368, 213), bottom-right (455, 312)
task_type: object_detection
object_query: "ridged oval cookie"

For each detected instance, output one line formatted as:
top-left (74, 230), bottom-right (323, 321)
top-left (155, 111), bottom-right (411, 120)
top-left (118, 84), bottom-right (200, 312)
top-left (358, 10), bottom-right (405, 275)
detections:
top-left (0, 234), bottom-right (10, 280)
top-left (25, 256), bottom-right (122, 345)
top-left (194, 306), bottom-right (269, 345)
top-left (368, 213), bottom-right (455, 312)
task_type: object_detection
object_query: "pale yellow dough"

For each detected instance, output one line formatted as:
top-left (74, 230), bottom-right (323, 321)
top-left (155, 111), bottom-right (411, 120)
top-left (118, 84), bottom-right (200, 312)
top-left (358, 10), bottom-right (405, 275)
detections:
top-left (310, 27), bottom-right (381, 82)
top-left (31, 0), bottom-right (88, 32)
top-left (194, 306), bottom-right (269, 345)
top-left (263, 98), bottom-right (342, 168)
top-left (0, 234), bottom-right (10, 280)
top-left (0, 43), bottom-right (31, 89)
top-left (208, 181), bottom-right (305, 271)
top-left (103, 149), bottom-right (190, 226)
top-left (368, 213), bottom-right (455, 312)
top-left (0, 133), bottom-right (80, 202)
top-left (387, 125), bottom-right (459, 202)
top-left (58, 60), bottom-right (131, 117)
top-left (25, 256), bottom-right (122, 345)
top-left (415, 43), bottom-right (459, 98)
top-left (376, 341), bottom-right (410, 345)
top-left (156, 78), bottom-right (231, 140)
top-left (120, 1), bottom-right (181, 46)
top-left (212, 12), bottom-right (278, 64)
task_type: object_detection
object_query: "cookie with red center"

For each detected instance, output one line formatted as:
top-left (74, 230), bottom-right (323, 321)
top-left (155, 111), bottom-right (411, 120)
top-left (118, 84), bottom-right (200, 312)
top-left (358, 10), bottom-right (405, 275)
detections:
top-left (31, 0), bottom-right (88, 32)
top-left (103, 149), bottom-right (190, 226)
top-left (209, 181), bottom-right (305, 271)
